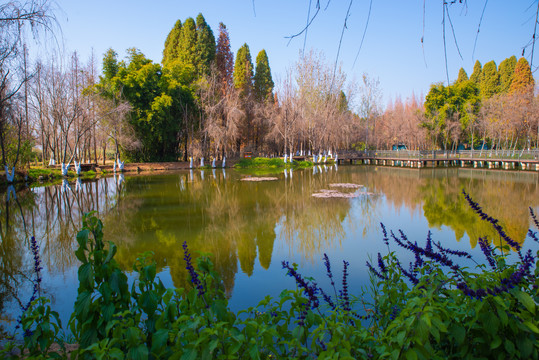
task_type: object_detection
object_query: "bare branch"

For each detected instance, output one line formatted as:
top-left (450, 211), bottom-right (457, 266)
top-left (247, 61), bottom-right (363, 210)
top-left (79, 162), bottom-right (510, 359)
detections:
top-left (472, 0), bottom-right (489, 60)
top-left (353, 0), bottom-right (373, 67)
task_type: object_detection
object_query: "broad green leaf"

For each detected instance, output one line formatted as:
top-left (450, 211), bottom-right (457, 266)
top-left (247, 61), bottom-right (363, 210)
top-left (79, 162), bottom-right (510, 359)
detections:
top-left (105, 241), bottom-right (117, 263)
top-left (78, 263), bottom-right (93, 289)
top-left (405, 349), bottom-right (418, 360)
top-left (74, 291), bottom-right (92, 319)
top-left (151, 329), bottom-right (169, 353)
top-left (490, 336), bottom-right (502, 350)
top-left (513, 290), bottom-right (536, 314)
top-left (181, 348), bottom-right (198, 360)
top-left (504, 339), bottom-right (515, 354)
top-left (128, 344), bottom-right (148, 360)
top-left (523, 321), bottom-right (539, 334)
top-left (126, 327), bottom-right (140, 347)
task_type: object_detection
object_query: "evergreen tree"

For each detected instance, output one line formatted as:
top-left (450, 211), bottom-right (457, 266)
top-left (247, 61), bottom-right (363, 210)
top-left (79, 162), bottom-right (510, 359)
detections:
top-left (233, 43), bottom-right (254, 98)
top-left (102, 48), bottom-right (119, 82)
top-left (162, 20), bottom-right (182, 65)
top-left (456, 68), bottom-right (468, 83)
top-left (337, 90), bottom-right (349, 112)
top-left (253, 49), bottom-right (274, 102)
top-left (479, 60), bottom-right (499, 99)
top-left (195, 13), bottom-right (216, 77)
top-left (216, 22), bottom-right (234, 94)
top-left (498, 55), bottom-right (517, 93)
top-left (509, 57), bottom-right (535, 94)
top-left (177, 17), bottom-right (197, 69)
top-left (470, 60), bottom-right (482, 85)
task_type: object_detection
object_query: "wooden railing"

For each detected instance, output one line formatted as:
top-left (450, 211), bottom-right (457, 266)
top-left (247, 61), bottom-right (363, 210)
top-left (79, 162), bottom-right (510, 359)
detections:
top-left (359, 150), bottom-right (539, 161)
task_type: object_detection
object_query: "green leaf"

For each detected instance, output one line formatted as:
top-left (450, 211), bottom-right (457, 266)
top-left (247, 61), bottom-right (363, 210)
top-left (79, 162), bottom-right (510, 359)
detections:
top-left (139, 291), bottom-right (158, 315)
top-left (78, 263), bottom-right (93, 289)
top-left (513, 290), bottom-right (536, 314)
top-left (181, 348), bottom-right (198, 360)
top-left (490, 336), bottom-right (502, 350)
top-left (109, 348), bottom-right (125, 360)
top-left (76, 229), bottom-right (90, 249)
top-left (449, 325), bottom-right (465, 344)
top-left (128, 344), bottom-right (148, 360)
top-left (102, 303), bottom-right (115, 322)
top-left (151, 329), bottom-right (169, 353)
top-left (208, 339), bottom-right (219, 354)
top-left (248, 344), bottom-right (260, 360)
top-left (126, 327), bottom-right (140, 347)
top-left (74, 291), bottom-right (92, 319)
top-left (105, 241), bottom-right (117, 263)
top-left (504, 339), bottom-right (515, 354)
top-left (143, 265), bottom-right (156, 282)
top-left (75, 246), bottom-right (87, 263)
top-left (523, 321), bottom-right (539, 334)
top-left (405, 349), bottom-right (418, 360)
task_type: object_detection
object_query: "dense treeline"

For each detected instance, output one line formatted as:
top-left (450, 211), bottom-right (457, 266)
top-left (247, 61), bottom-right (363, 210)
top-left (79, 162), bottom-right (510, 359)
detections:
top-left (421, 56), bottom-right (537, 151)
top-left (376, 56), bottom-right (538, 151)
top-left (1, 3), bottom-right (539, 176)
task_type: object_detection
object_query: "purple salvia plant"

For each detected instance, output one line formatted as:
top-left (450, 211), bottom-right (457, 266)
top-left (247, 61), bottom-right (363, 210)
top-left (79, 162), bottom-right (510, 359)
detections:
top-left (530, 207), bottom-right (539, 230)
top-left (478, 237), bottom-right (497, 270)
top-left (282, 261), bottom-right (320, 309)
top-left (463, 190), bottom-right (522, 252)
top-left (341, 260), bottom-right (350, 311)
top-left (366, 260), bottom-right (386, 281)
top-left (182, 241), bottom-right (205, 297)
top-left (16, 237), bottom-right (43, 334)
top-left (528, 229), bottom-right (539, 244)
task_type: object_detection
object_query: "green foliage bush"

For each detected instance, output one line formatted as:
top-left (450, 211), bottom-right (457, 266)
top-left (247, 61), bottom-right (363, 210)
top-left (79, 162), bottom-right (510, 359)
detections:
top-left (3, 192), bottom-right (539, 359)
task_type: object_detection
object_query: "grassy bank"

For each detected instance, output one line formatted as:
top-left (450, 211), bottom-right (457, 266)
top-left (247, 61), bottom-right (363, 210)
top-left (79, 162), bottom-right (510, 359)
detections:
top-left (234, 157), bottom-right (317, 170)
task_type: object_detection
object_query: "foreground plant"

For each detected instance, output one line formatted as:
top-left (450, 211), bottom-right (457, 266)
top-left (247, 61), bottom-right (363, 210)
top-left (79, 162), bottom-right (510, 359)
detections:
top-left (2, 191), bottom-right (538, 359)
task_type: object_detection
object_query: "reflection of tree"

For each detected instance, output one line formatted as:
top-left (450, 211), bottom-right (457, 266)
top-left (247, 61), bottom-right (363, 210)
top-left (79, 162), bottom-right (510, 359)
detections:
top-left (105, 169), bottom-right (361, 295)
top-left (372, 167), bottom-right (539, 248)
top-left (0, 178), bottom-right (123, 333)
top-left (420, 171), bottom-right (536, 248)
top-left (0, 191), bottom-right (31, 333)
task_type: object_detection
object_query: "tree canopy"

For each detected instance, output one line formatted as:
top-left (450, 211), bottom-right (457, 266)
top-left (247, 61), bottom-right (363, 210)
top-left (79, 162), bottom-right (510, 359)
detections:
top-left (253, 49), bottom-right (274, 103)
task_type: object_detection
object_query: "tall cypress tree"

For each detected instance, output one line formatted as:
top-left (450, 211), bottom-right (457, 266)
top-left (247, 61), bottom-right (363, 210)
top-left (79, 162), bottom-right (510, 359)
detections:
top-left (195, 13), bottom-right (216, 77)
top-left (233, 43), bottom-right (254, 98)
top-left (480, 61), bottom-right (499, 99)
top-left (456, 68), bottom-right (469, 83)
top-left (510, 57), bottom-right (535, 94)
top-left (470, 60), bottom-right (482, 85)
top-left (162, 20), bottom-right (182, 65)
top-left (216, 22), bottom-right (234, 94)
top-left (253, 49), bottom-right (274, 102)
top-left (177, 17), bottom-right (197, 69)
top-left (498, 55), bottom-right (517, 93)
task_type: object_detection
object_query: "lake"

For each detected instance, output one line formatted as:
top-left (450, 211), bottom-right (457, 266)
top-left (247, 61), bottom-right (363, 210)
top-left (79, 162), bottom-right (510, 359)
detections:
top-left (1, 165), bottom-right (538, 336)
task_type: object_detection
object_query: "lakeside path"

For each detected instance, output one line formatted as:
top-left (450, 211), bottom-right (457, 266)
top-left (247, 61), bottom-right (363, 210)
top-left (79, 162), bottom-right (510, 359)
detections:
top-left (96, 159), bottom-right (240, 173)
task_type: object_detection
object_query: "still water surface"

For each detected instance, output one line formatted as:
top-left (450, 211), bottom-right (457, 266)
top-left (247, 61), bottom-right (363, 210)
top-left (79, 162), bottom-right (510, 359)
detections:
top-left (1, 165), bottom-right (538, 334)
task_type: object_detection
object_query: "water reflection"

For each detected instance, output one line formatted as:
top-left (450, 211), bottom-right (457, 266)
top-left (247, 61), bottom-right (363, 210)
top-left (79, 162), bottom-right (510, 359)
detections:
top-left (0, 167), bottom-right (538, 335)
top-left (0, 177), bottom-right (123, 335)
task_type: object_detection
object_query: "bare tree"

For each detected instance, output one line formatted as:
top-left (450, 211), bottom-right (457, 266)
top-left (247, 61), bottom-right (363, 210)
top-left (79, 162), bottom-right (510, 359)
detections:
top-left (0, 0), bottom-right (56, 181)
top-left (358, 73), bottom-right (382, 150)
top-left (268, 69), bottom-right (299, 156)
top-left (198, 69), bottom-right (242, 161)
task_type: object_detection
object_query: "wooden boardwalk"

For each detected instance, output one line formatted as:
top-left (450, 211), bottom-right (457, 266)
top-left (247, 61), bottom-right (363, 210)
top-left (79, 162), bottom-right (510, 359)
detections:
top-left (334, 150), bottom-right (539, 171)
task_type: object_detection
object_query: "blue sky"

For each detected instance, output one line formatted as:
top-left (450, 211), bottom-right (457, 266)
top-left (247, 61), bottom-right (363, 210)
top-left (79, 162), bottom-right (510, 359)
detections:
top-left (48, 0), bottom-right (537, 105)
